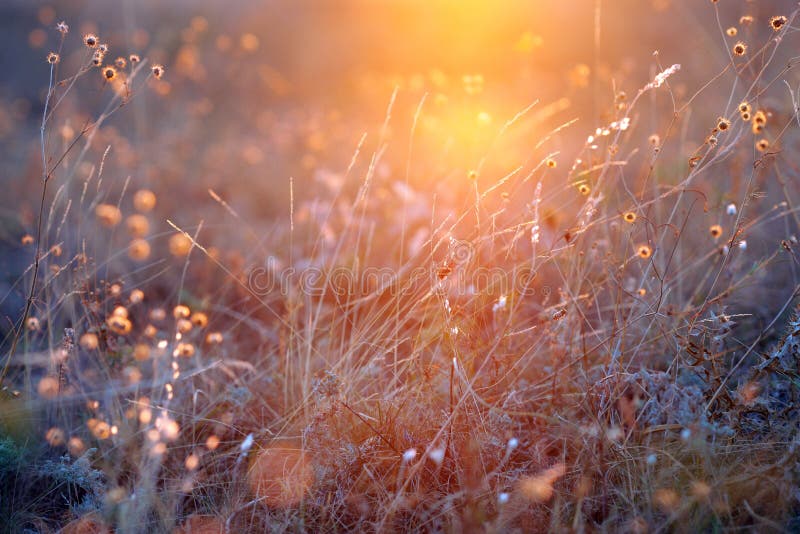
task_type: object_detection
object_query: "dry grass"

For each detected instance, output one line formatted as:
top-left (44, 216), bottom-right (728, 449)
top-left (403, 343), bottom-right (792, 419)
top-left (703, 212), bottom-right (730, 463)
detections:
top-left (2, 1), bottom-right (800, 532)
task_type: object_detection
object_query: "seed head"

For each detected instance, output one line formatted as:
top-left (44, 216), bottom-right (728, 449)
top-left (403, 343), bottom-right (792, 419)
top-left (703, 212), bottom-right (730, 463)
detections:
top-left (133, 189), bottom-right (157, 212)
top-left (95, 203), bottom-right (122, 227)
top-left (725, 27), bottom-right (737, 37)
top-left (151, 64), bottom-right (165, 79)
top-left (175, 343), bottom-right (196, 358)
top-left (770, 15), bottom-right (788, 31)
top-left (107, 315), bottom-right (132, 335)
top-left (128, 239), bottom-right (151, 261)
top-left (716, 117), bottom-right (730, 131)
top-left (756, 138), bottom-right (770, 152)
top-left (623, 211), bottom-right (637, 223)
top-left (102, 66), bottom-right (117, 81)
top-left (709, 224), bottom-right (722, 239)
top-left (83, 33), bottom-right (98, 48)
top-left (732, 42), bottom-right (747, 56)
top-left (56, 21), bottom-right (69, 34)
top-left (46, 52), bottom-right (59, 64)
top-left (637, 245), bottom-right (652, 259)
top-left (190, 312), bottom-right (208, 328)
top-left (205, 331), bottom-right (223, 344)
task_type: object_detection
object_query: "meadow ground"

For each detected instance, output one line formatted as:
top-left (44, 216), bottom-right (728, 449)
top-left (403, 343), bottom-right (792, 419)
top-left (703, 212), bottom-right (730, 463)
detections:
top-left (2, 0), bottom-right (800, 532)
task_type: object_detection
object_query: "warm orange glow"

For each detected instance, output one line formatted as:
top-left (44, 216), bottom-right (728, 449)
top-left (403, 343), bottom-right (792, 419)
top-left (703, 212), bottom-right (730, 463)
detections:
top-left (248, 445), bottom-right (314, 507)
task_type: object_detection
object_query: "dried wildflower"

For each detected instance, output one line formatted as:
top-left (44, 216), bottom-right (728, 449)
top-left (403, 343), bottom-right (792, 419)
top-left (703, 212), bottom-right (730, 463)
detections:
top-left (623, 211), bottom-right (637, 223)
top-left (738, 101), bottom-right (751, 114)
top-left (128, 290), bottom-right (144, 305)
top-left (67, 436), bottom-right (85, 457)
top-left (45, 427), bottom-right (65, 446)
top-left (48, 244), bottom-right (62, 258)
top-left (133, 189), bottom-right (157, 212)
top-left (26, 316), bottom-right (41, 331)
top-left (21, 234), bottom-right (34, 245)
top-left (648, 134), bottom-right (660, 147)
top-left (770, 15), bottom-right (788, 31)
top-left (133, 344), bottom-right (150, 362)
top-left (83, 33), bottom-right (98, 48)
top-left (151, 64), bottom-right (165, 79)
top-left (654, 488), bottom-right (680, 512)
top-left (467, 170), bottom-right (477, 181)
top-left (128, 239), bottom-right (151, 261)
top-left (56, 21), bottom-right (68, 34)
top-left (90, 420), bottom-right (111, 439)
top-left (169, 233), bottom-right (193, 257)
top-left (739, 15), bottom-right (754, 25)
top-left (37, 376), bottom-right (59, 398)
top-left (175, 343), bottom-right (195, 358)
top-left (46, 52), bottom-right (60, 64)
top-left (107, 315), bottom-right (132, 335)
top-left (637, 244), bottom-right (652, 259)
top-left (125, 214), bottom-right (149, 237)
top-left (129, 54), bottom-right (140, 64)
top-left (756, 138), bottom-right (770, 152)
top-left (205, 331), bottom-right (223, 344)
top-left (206, 435), bottom-right (220, 450)
top-left (519, 463), bottom-right (566, 502)
top-left (546, 158), bottom-right (557, 168)
top-left (716, 117), bottom-right (730, 131)
top-left (725, 27), bottom-right (737, 37)
top-left (709, 224), bottom-right (722, 239)
top-left (190, 312), bottom-right (208, 328)
top-left (185, 454), bottom-right (200, 471)
top-left (732, 42), bottom-right (747, 56)
top-left (578, 183), bottom-right (591, 195)
top-left (741, 111), bottom-right (751, 121)
top-left (177, 318), bottom-right (193, 334)
top-left (753, 109), bottom-right (767, 126)
top-left (102, 66), bottom-right (116, 81)
top-left (95, 203), bottom-right (121, 227)
top-left (173, 305), bottom-right (191, 319)
top-left (79, 332), bottom-right (99, 350)
top-left (114, 56), bottom-right (127, 69)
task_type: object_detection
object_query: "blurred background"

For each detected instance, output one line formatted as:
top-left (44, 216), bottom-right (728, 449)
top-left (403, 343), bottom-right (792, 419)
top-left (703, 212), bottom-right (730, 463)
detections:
top-left (1, 0), bottom-right (799, 340)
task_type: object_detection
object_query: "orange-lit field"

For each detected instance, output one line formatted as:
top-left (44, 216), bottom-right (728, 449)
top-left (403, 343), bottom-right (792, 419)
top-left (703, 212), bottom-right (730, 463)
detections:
top-left (3, 1), bottom-right (800, 531)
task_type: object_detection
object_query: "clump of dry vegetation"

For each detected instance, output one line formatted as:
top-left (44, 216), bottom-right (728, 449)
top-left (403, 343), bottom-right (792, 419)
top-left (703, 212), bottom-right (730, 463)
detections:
top-left (2, 1), bottom-right (800, 532)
